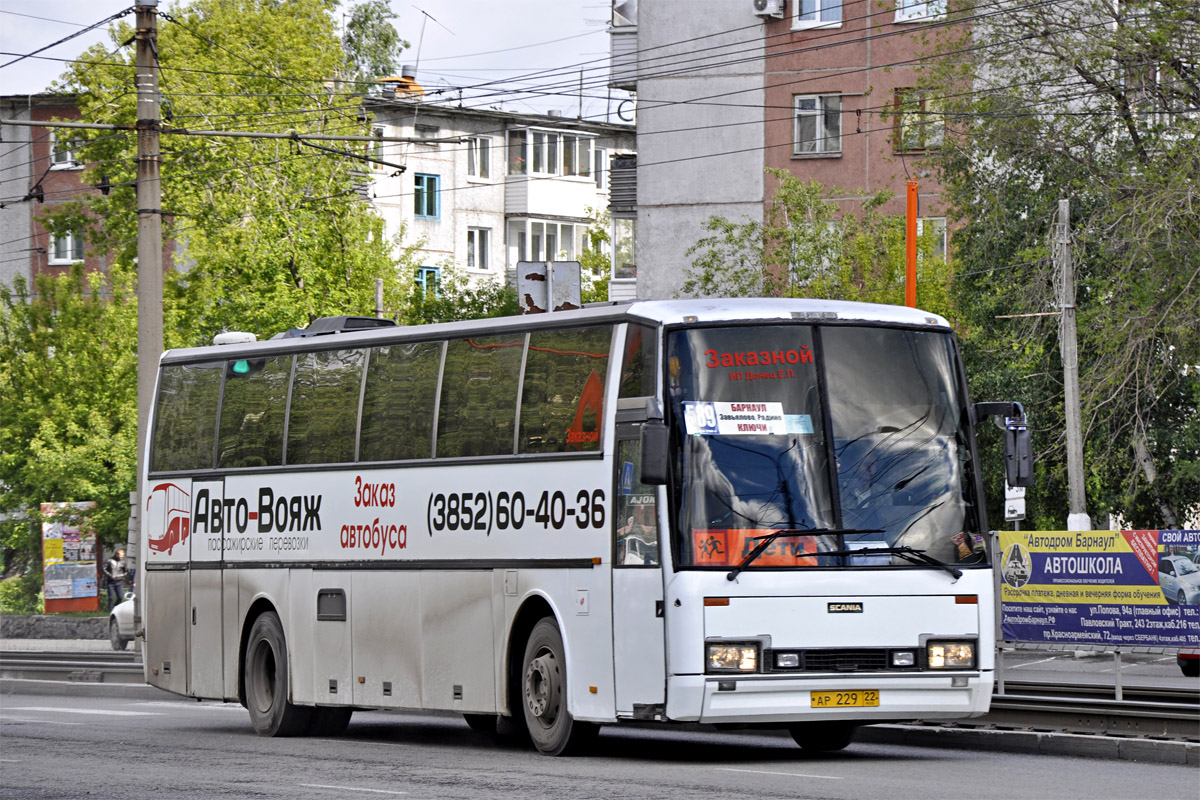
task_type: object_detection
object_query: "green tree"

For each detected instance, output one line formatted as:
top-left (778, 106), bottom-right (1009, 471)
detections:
top-left (0, 267), bottom-right (137, 574)
top-left (341, 0), bottom-right (409, 90)
top-left (54, 0), bottom-right (413, 343)
top-left (918, 0), bottom-right (1200, 527)
top-left (682, 170), bottom-right (951, 316)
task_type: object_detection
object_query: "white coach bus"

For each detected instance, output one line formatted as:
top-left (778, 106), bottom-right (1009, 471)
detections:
top-left (139, 298), bottom-right (1032, 755)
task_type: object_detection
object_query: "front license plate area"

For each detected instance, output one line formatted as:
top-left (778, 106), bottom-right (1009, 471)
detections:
top-left (810, 689), bottom-right (879, 708)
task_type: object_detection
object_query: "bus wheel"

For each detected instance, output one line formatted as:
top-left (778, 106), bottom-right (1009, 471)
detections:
top-left (463, 714), bottom-right (498, 735)
top-left (788, 722), bottom-right (858, 752)
top-left (521, 618), bottom-right (598, 756)
top-left (308, 707), bottom-right (353, 737)
top-left (244, 611), bottom-right (311, 737)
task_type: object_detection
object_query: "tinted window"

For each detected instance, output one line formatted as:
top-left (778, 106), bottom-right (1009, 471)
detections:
top-left (822, 327), bottom-right (977, 564)
top-left (519, 326), bottom-right (611, 453)
top-left (151, 362), bottom-right (223, 472)
top-left (287, 349), bottom-right (364, 465)
top-left (217, 355), bottom-right (291, 469)
top-left (437, 335), bottom-right (523, 457)
top-left (360, 342), bottom-right (442, 461)
top-left (619, 323), bottom-right (656, 397)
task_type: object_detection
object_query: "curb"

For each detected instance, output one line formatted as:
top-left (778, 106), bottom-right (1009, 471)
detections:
top-left (856, 723), bottom-right (1198, 766)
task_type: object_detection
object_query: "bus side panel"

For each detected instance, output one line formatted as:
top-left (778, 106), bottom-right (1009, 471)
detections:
top-left (144, 568), bottom-right (188, 696)
top-left (309, 570), bottom-right (353, 707)
top-left (565, 565), bottom-right (617, 722)
top-left (419, 571), bottom-right (495, 713)
top-left (352, 571), bottom-right (423, 708)
top-left (187, 568), bottom-right (224, 699)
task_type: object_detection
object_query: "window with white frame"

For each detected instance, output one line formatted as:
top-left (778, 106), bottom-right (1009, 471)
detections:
top-left (467, 136), bottom-right (491, 179)
top-left (917, 217), bottom-right (947, 261)
top-left (794, 95), bottom-right (842, 155)
top-left (507, 220), bottom-right (579, 265)
top-left (467, 227), bottom-right (490, 269)
top-left (593, 147), bottom-right (608, 190)
top-left (414, 173), bottom-right (439, 218)
top-left (531, 131), bottom-right (559, 175)
top-left (795, 0), bottom-right (842, 28)
top-left (561, 135), bottom-right (593, 177)
top-left (49, 229), bottom-right (84, 263)
top-left (49, 130), bottom-right (80, 168)
top-left (508, 130), bottom-right (527, 175)
top-left (895, 89), bottom-right (944, 152)
top-left (895, 0), bottom-right (945, 23)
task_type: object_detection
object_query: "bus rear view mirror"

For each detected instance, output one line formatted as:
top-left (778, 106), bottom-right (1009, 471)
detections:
top-left (1004, 424), bottom-right (1033, 488)
top-left (640, 420), bottom-right (669, 485)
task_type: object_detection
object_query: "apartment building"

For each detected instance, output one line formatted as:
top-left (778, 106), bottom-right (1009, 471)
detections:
top-left (609, 0), bottom-right (950, 299)
top-left (362, 77), bottom-right (637, 300)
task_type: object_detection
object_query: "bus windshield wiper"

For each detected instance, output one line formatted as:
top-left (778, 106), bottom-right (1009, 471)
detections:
top-left (726, 528), bottom-right (883, 581)
top-left (816, 545), bottom-right (963, 579)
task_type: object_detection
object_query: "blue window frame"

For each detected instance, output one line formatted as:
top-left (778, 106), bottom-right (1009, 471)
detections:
top-left (415, 266), bottom-right (441, 296)
top-left (414, 173), bottom-right (439, 218)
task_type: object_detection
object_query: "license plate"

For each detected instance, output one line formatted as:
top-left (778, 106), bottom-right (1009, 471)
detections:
top-left (810, 690), bottom-right (879, 708)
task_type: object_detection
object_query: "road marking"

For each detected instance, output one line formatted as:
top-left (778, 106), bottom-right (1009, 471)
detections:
top-left (717, 767), bottom-right (842, 780)
top-left (5, 706), bottom-right (162, 717)
top-left (1009, 656), bottom-right (1059, 668)
top-left (300, 784), bottom-right (406, 795)
top-left (1, 717), bottom-right (85, 726)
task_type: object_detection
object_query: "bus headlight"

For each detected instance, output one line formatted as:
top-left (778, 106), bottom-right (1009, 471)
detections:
top-left (706, 643), bottom-right (759, 673)
top-left (927, 641), bottom-right (975, 669)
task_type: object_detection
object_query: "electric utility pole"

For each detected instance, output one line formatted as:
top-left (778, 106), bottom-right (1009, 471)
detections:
top-left (130, 0), bottom-right (162, 621)
top-left (1057, 198), bottom-right (1090, 531)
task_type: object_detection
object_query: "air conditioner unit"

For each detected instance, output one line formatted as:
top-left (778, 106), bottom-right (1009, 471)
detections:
top-left (752, 0), bottom-right (785, 19)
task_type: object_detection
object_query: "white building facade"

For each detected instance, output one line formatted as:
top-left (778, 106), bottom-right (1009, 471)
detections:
top-left (362, 92), bottom-right (635, 298)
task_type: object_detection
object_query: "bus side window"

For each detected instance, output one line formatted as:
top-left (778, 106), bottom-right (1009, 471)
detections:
top-left (217, 355), bottom-right (292, 469)
top-left (287, 349), bottom-right (364, 465)
top-left (519, 325), bottom-right (612, 454)
top-left (150, 362), bottom-right (223, 472)
top-left (618, 323), bottom-right (657, 398)
top-left (615, 438), bottom-right (659, 566)
top-left (437, 335), bottom-right (524, 457)
top-left (360, 342), bottom-right (442, 462)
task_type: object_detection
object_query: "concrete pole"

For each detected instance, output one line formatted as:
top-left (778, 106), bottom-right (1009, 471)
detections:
top-left (130, 0), bottom-right (163, 625)
top-left (1058, 198), bottom-right (1091, 531)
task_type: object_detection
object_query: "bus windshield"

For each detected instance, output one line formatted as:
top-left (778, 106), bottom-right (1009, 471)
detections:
top-left (667, 324), bottom-right (984, 571)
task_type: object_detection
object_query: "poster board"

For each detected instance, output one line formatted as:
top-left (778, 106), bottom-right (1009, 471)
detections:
top-left (41, 501), bottom-right (99, 613)
top-left (998, 529), bottom-right (1200, 649)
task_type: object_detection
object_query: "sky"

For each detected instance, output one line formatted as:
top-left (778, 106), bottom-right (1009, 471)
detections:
top-left (0, 1), bottom-right (630, 122)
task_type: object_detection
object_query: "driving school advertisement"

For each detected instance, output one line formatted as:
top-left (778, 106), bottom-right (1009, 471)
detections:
top-left (998, 529), bottom-right (1200, 648)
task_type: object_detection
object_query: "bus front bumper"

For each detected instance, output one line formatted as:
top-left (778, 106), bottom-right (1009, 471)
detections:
top-left (666, 672), bottom-right (993, 725)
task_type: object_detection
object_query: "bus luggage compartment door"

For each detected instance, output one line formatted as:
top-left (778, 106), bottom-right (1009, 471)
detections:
top-left (188, 481), bottom-right (224, 699)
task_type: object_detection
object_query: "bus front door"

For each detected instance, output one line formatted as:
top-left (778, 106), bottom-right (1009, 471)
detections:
top-left (188, 480), bottom-right (224, 699)
top-left (611, 433), bottom-right (666, 717)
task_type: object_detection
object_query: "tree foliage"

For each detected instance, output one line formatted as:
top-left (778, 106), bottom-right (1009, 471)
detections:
top-left (919, 0), bottom-right (1200, 527)
top-left (682, 170), bottom-right (951, 316)
top-left (0, 267), bottom-right (138, 567)
top-left (52, 0), bottom-right (413, 343)
top-left (341, 0), bottom-right (409, 90)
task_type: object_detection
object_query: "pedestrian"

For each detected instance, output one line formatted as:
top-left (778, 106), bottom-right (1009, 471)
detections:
top-left (105, 547), bottom-right (128, 609)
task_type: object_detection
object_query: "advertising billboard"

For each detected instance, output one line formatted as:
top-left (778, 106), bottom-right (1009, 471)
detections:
top-left (998, 529), bottom-right (1200, 648)
top-left (41, 501), bottom-right (100, 613)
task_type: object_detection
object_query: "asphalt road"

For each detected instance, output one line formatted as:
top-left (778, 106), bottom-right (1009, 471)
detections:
top-left (1, 686), bottom-right (1196, 800)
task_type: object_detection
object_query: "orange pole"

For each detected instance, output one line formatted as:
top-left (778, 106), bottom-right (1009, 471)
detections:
top-left (905, 179), bottom-right (918, 308)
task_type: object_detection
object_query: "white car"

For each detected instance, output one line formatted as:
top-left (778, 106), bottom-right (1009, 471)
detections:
top-left (1157, 555), bottom-right (1200, 605)
top-left (109, 594), bottom-right (135, 650)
